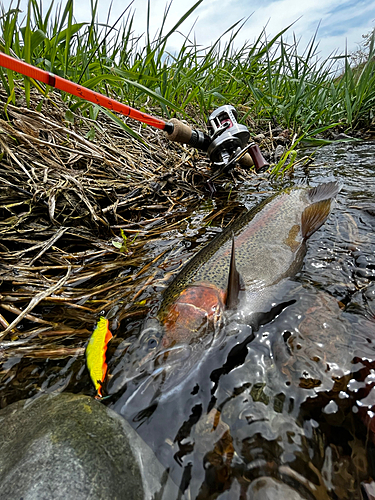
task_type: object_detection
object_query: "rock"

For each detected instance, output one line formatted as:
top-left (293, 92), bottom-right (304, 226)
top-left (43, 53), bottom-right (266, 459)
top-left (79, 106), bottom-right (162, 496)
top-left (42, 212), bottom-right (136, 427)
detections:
top-left (246, 476), bottom-right (307, 499)
top-left (0, 393), bottom-right (179, 500)
top-left (253, 133), bottom-right (265, 141)
top-left (332, 132), bottom-right (354, 141)
top-left (270, 126), bottom-right (283, 135)
top-left (274, 129), bottom-right (291, 144)
top-left (274, 144), bottom-right (285, 161)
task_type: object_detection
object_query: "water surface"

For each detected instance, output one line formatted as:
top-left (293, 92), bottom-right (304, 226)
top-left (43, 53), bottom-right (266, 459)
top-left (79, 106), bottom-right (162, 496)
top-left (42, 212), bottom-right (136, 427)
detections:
top-left (108, 141), bottom-right (375, 499)
top-left (2, 141), bottom-right (375, 499)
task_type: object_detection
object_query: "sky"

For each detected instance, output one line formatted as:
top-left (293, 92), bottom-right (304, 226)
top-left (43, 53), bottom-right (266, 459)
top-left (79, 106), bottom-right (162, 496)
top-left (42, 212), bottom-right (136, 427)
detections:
top-left (5, 0), bottom-right (375, 61)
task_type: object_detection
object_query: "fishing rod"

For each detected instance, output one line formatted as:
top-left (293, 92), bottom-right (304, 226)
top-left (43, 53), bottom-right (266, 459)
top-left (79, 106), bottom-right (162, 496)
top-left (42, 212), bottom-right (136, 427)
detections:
top-left (0, 52), bottom-right (269, 184)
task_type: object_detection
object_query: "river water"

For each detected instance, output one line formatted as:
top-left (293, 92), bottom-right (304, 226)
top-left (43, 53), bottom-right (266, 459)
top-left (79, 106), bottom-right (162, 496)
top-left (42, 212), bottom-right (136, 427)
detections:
top-left (106, 141), bottom-right (375, 500)
top-left (2, 141), bottom-right (375, 499)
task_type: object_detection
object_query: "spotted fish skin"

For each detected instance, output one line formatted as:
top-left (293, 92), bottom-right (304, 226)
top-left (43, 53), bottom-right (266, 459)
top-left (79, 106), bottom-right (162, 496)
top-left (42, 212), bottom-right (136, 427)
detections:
top-left (159, 182), bottom-right (340, 343)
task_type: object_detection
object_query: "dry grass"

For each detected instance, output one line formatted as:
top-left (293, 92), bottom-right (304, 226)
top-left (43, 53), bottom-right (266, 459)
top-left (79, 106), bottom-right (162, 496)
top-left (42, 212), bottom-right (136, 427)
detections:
top-left (0, 83), bottom-right (264, 364)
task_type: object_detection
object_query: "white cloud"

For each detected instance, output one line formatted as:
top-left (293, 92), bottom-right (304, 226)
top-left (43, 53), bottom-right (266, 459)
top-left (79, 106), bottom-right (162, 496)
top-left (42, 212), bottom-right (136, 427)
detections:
top-left (5, 0), bottom-right (375, 60)
top-left (187, 0), bottom-right (375, 58)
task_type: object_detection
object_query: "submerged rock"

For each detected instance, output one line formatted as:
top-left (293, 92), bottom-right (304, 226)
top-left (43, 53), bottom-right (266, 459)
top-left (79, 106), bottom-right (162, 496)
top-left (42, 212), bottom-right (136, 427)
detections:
top-left (351, 202), bottom-right (375, 218)
top-left (332, 132), bottom-right (355, 141)
top-left (0, 392), bottom-right (178, 500)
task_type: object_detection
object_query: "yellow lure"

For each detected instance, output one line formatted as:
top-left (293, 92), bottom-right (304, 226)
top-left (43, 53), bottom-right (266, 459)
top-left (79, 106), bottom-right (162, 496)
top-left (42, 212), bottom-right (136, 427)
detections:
top-left (86, 317), bottom-right (113, 399)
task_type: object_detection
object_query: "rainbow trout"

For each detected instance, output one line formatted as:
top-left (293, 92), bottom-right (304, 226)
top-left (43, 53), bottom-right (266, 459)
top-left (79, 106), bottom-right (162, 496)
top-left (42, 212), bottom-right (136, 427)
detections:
top-left (107, 182), bottom-right (341, 499)
top-left (108, 182), bottom-right (339, 396)
top-left (157, 181), bottom-right (340, 347)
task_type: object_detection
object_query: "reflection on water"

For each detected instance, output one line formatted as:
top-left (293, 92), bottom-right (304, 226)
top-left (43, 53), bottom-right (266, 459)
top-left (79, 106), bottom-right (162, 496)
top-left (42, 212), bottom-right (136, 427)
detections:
top-left (107, 141), bottom-right (375, 499)
top-left (2, 141), bottom-right (375, 498)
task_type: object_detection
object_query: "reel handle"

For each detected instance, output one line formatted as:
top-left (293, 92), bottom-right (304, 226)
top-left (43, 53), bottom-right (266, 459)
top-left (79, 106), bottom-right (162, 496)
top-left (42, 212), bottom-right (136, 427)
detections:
top-left (246, 144), bottom-right (269, 172)
top-left (238, 152), bottom-right (254, 167)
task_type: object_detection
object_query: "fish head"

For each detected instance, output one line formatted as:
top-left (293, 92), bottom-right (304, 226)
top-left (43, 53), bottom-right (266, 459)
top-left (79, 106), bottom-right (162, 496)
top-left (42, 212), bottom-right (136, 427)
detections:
top-left (108, 284), bottom-right (226, 397)
top-left (129, 318), bottom-right (165, 365)
top-left (107, 318), bottom-right (165, 394)
top-left (162, 283), bottom-right (226, 347)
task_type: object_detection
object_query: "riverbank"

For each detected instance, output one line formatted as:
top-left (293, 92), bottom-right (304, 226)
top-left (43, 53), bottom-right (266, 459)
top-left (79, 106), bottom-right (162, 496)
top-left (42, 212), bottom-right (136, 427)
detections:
top-left (0, 81), bottom-right (274, 403)
top-left (0, 74), bottom-right (372, 402)
top-left (0, 1), bottom-right (374, 406)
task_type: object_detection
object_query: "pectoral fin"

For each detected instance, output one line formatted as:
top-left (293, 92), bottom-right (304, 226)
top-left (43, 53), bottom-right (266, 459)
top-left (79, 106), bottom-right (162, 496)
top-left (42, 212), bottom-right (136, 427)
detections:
top-left (226, 233), bottom-right (243, 309)
top-left (302, 182), bottom-right (341, 239)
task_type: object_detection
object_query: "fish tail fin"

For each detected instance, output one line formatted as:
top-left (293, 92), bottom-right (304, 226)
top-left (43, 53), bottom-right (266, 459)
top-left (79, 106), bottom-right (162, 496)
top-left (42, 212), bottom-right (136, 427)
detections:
top-left (302, 181), bottom-right (341, 239)
top-left (226, 233), bottom-right (243, 309)
top-left (307, 181), bottom-right (341, 203)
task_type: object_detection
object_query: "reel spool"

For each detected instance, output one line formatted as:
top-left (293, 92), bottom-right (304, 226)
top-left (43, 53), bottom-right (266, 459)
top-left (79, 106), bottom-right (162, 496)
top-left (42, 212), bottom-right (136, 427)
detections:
top-left (207, 105), bottom-right (250, 166)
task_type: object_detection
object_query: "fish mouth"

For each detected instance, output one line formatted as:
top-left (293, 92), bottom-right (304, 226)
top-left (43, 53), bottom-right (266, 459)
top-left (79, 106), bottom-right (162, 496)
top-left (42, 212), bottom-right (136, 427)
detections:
top-left (107, 334), bottom-right (193, 397)
top-left (245, 476), bottom-right (310, 500)
top-left (107, 308), bottom-right (227, 398)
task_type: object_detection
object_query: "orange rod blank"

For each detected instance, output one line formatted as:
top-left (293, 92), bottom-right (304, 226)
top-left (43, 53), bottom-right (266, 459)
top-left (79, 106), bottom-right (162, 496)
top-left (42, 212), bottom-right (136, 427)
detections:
top-left (0, 52), bottom-right (171, 131)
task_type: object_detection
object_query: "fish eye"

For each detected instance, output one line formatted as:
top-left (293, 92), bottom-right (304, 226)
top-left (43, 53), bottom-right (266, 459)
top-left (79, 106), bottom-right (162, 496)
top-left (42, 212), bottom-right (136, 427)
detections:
top-left (147, 336), bottom-right (158, 350)
top-left (139, 323), bottom-right (163, 354)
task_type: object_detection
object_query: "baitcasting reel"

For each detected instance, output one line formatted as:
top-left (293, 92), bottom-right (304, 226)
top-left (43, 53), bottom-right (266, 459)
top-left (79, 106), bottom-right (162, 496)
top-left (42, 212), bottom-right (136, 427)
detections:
top-left (206, 105), bottom-right (268, 183)
top-left (0, 52), bottom-right (268, 184)
top-left (166, 105), bottom-right (269, 185)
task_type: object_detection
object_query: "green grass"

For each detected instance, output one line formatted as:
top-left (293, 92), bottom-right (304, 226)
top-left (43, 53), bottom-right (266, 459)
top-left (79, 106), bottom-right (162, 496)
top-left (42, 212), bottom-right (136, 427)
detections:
top-left (0, 0), bottom-right (374, 140)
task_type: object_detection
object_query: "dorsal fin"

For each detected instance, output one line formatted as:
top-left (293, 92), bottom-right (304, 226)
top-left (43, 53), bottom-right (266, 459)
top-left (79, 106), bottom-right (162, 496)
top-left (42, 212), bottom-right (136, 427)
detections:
top-left (226, 233), bottom-right (242, 309)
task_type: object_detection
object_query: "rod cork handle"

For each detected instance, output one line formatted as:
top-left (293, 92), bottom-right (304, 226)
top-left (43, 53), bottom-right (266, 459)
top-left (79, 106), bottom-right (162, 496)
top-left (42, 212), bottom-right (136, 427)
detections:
top-left (165, 118), bottom-right (193, 144)
top-left (238, 153), bottom-right (254, 167)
